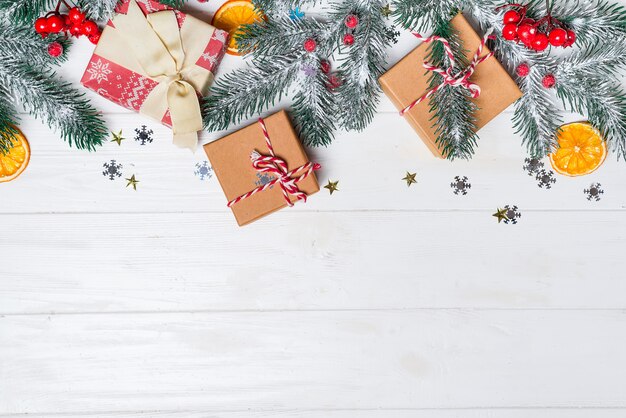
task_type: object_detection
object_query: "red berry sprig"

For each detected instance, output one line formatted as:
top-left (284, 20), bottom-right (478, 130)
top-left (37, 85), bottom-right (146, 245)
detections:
top-left (498, 3), bottom-right (575, 52)
top-left (34, 1), bottom-right (101, 45)
top-left (341, 13), bottom-right (359, 47)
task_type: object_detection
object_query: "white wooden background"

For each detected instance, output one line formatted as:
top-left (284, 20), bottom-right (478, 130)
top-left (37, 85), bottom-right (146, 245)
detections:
top-left (2, 1), bottom-right (626, 416)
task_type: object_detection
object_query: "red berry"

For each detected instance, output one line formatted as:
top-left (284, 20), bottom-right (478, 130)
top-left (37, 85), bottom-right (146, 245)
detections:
top-left (542, 74), bottom-right (556, 88)
top-left (46, 15), bottom-right (64, 33)
top-left (80, 20), bottom-right (99, 36)
top-left (69, 24), bottom-right (82, 37)
top-left (343, 33), bottom-right (355, 46)
top-left (563, 30), bottom-right (576, 47)
top-left (345, 14), bottom-right (359, 29)
top-left (502, 23), bottom-right (518, 41)
top-left (517, 23), bottom-right (536, 45)
top-left (327, 74), bottom-right (342, 90)
top-left (303, 38), bottom-right (317, 52)
top-left (531, 32), bottom-right (549, 51)
top-left (549, 28), bottom-right (567, 47)
top-left (68, 7), bottom-right (86, 25)
top-left (47, 41), bottom-right (63, 57)
top-left (516, 63), bottom-right (530, 77)
top-left (320, 60), bottom-right (331, 74)
top-left (503, 10), bottom-right (521, 24)
top-left (88, 32), bottom-right (101, 45)
top-left (34, 17), bottom-right (48, 33)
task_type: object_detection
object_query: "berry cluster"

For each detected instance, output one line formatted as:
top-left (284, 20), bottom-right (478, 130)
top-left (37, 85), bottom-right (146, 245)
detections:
top-left (500, 4), bottom-right (575, 52)
top-left (34, 3), bottom-right (101, 45)
top-left (342, 14), bottom-right (358, 46)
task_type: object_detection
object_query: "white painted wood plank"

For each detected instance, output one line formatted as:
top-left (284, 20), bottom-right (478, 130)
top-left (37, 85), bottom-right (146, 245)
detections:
top-left (3, 112), bottom-right (624, 214)
top-left (1, 310), bottom-right (625, 413)
top-left (1, 409), bottom-right (625, 418)
top-left (2, 212), bottom-right (626, 314)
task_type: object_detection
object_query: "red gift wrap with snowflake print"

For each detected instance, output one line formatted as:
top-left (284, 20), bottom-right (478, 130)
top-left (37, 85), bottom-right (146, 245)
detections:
top-left (81, 0), bottom-right (228, 146)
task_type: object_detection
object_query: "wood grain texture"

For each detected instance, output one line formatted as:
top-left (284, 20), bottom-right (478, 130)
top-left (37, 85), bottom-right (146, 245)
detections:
top-left (1, 212), bottom-right (626, 314)
top-left (1, 310), bottom-right (626, 414)
top-left (2, 0), bottom-right (626, 416)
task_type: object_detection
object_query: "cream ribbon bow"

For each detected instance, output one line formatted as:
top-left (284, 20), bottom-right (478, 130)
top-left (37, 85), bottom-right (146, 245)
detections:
top-left (112, 0), bottom-right (209, 150)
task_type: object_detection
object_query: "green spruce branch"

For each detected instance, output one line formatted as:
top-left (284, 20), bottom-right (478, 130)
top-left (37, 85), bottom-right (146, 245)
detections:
top-left (329, 0), bottom-right (389, 131)
top-left (427, 21), bottom-right (480, 160)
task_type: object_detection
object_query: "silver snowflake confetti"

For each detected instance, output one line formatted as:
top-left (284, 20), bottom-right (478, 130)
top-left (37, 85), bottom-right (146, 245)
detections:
top-left (102, 160), bottom-right (123, 180)
top-left (134, 125), bottom-right (154, 145)
top-left (503, 205), bottom-right (521, 225)
top-left (194, 161), bottom-right (213, 181)
top-left (451, 176), bottom-right (471, 195)
top-left (584, 183), bottom-right (604, 201)
top-left (536, 169), bottom-right (556, 189)
top-left (255, 172), bottom-right (275, 188)
top-left (523, 158), bottom-right (544, 177)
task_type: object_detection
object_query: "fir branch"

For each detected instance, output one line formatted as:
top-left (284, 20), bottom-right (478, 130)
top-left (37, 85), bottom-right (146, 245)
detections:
top-left (253, 0), bottom-right (320, 17)
top-left (236, 14), bottom-right (325, 57)
top-left (0, 0), bottom-right (54, 23)
top-left (292, 55), bottom-right (337, 146)
top-left (0, 24), bottom-right (69, 67)
top-left (74, 0), bottom-right (120, 21)
top-left (512, 64), bottom-right (562, 157)
top-left (393, 0), bottom-right (461, 32)
top-left (204, 54), bottom-right (302, 132)
top-left (0, 87), bottom-right (20, 154)
top-left (0, 59), bottom-right (107, 151)
top-left (329, 0), bottom-right (389, 131)
top-left (427, 21), bottom-right (479, 160)
top-left (556, 47), bottom-right (626, 159)
top-left (554, 0), bottom-right (626, 50)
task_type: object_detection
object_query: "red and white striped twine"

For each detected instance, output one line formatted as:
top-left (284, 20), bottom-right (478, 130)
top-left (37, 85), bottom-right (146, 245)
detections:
top-left (227, 118), bottom-right (321, 208)
top-left (399, 28), bottom-right (495, 116)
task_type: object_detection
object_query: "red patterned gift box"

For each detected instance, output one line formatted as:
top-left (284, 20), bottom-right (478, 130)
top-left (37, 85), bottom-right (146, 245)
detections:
top-left (81, 0), bottom-right (228, 149)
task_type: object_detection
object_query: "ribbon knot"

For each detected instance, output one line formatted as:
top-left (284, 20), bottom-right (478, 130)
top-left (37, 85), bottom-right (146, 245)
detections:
top-left (112, 0), bottom-right (212, 151)
top-left (400, 28), bottom-right (495, 116)
top-left (227, 119), bottom-right (321, 208)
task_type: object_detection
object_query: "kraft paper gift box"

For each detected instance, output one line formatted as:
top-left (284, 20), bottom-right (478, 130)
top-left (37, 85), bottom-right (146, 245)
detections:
top-left (379, 14), bottom-right (523, 158)
top-left (81, 0), bottom-right (228, 150)
top-left (204, 111), bottom-right (321, 226)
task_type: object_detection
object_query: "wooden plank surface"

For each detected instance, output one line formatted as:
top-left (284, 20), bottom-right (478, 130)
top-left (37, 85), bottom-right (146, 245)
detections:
top-left (1, 310), bottom-right (626, 414)
top-left (2, 0), bottom-right (626, 416)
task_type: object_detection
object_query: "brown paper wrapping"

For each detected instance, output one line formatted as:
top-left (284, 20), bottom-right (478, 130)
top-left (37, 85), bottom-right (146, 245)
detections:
top-left (204, 111), bottom-right (320, 226)
top-left (379, 14), bottom-right (523, 158)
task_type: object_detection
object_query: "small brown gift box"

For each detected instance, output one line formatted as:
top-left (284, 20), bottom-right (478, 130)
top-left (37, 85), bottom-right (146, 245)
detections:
top-left (204, 111), bottom-right (320, 226)
top-left (379, 14), bottom-right (523, 158)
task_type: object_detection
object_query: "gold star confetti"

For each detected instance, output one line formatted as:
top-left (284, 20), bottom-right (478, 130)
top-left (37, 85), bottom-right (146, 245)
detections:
top-left (324, 180), bottom-right (339, 195)
top-left (403, 172), bottom-right (417, 187)
top-left (126, 174), bottom-right (139, 190)
top-left (111, 130), bottom-right (125, 146)
top-left (381, 4), bottom-right (392, 18)
top-left (492, 208), bottom-right (509, 224)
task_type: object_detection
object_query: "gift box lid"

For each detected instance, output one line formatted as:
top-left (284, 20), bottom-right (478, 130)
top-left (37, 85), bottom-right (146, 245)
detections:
top-left (204, 111), bottom-right (320, 226)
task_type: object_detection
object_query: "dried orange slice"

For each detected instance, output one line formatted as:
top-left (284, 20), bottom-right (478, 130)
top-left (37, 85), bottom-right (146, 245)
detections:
top-left (0, 128), bottom-right (30, 183)
top-left (212, 0), bottom-right (264, 56)
top-left (549, 122), bottom-right (607, 177)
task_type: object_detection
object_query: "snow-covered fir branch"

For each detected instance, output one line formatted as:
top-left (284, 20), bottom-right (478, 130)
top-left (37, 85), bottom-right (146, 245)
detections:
top-left (555, 0), bottom-right (626, 51)
top-left (429, 21), bottom-right (480, 160)
top-left (0, 58), bottom-right (107, 151)
top-left (329, 0), bottom-right (390, 131)
top-left (203, 54), bottom-right (303, 132)
top-left (0, 87), bottom-right (20, 154)
top-left (512, 64), bottom-right (563, 157)
top-left (394, 0), bottom-right (461, 32)
top-left (292, 54), bottom-right (337, 146)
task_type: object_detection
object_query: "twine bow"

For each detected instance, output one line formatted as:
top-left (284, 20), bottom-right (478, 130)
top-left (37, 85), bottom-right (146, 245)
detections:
top-left (112, 0), bottom-right (210, 150)
top-left (400, 28), bottom-right (495, 116)
top-left (227, 118), bottom-right (321, 208)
